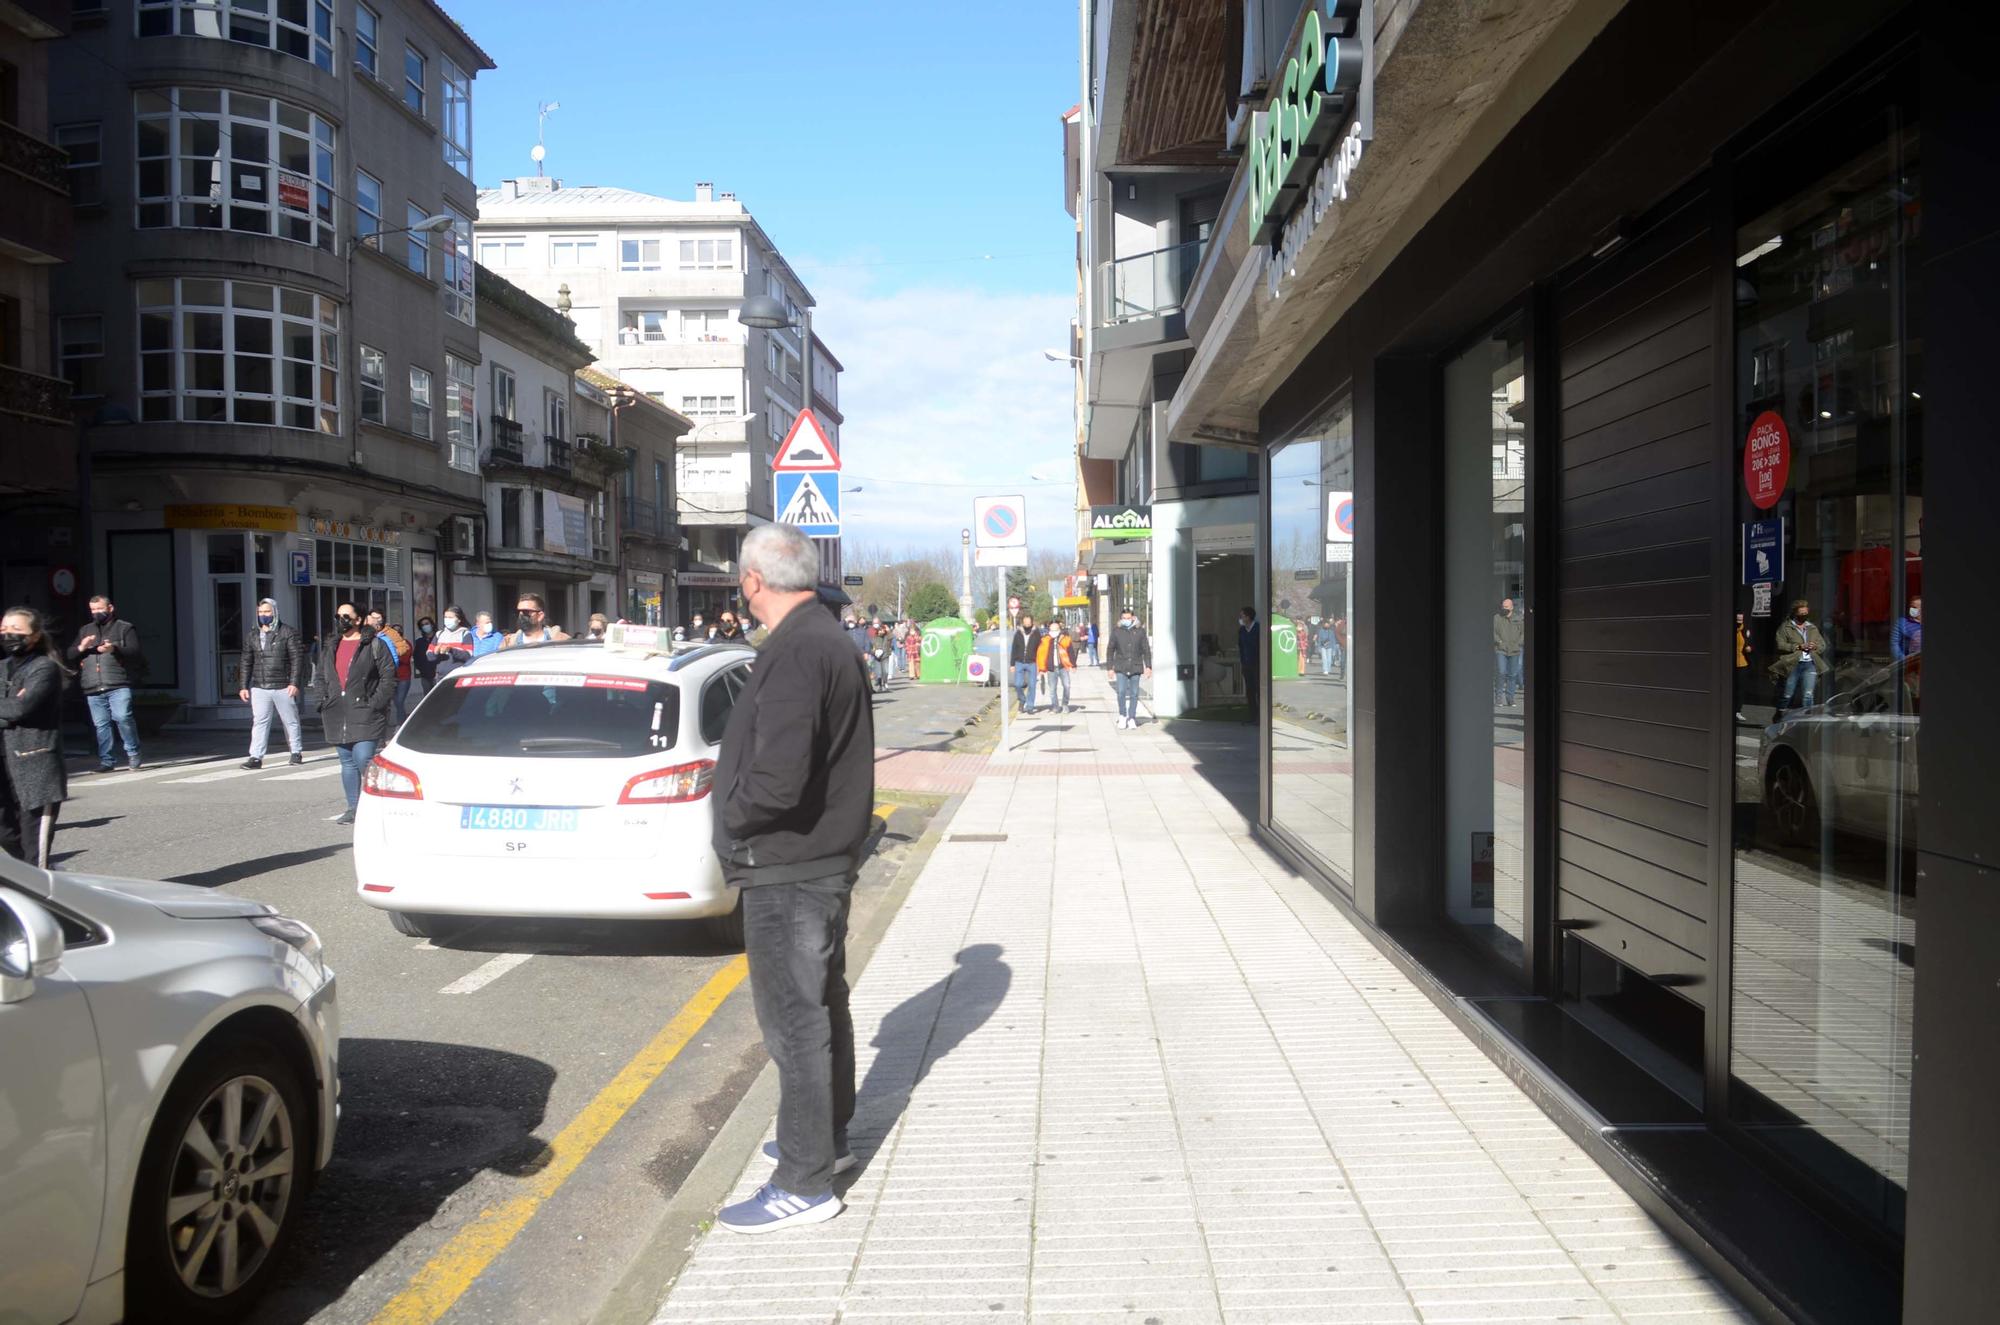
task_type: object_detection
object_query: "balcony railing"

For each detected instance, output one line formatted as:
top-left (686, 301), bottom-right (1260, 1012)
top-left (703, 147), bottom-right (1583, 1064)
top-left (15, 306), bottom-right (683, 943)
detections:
top-left (1094, 238), bottom-right (1205, 327)
top-left (0, 364), bottom-right (72, 425)
top-left (490, 415), bottom-right (523, 462)
top-left (632, 499), bottom-right (660, 537)
top-left (0, 120), bottom-right (70, 197)
top-left (544, 437), bottom-right (572, 474)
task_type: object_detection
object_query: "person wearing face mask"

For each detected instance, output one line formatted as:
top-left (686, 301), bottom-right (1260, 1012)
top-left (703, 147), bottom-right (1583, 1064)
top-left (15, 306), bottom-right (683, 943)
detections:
top-left (1106, 607), bottom-right (1152, 729)
top-left (313, 602), bottom-right (395, 825)
top-left (70, 593), bottom-right (145, 772)
top-left (412, 615), bottom-right (439, 698)
top-left (688, 612), bottom-right (710, 642)
top-left (713, 611), bottom-right (745, 642)
top-left (586, 613), bottom-right (610, 640)
top-left (0, 606), bottom-right (71, 865)
top-left (428, 605), bottom-right (474, 681)
top-left (1770, 598), bottom-right (1830, 712)
top-left (237, 597), bottom-right (306, 769)
top-left (1892, 594), bottom-right (1923, 662)
top-left (365, 610), bottom-right (414, 724)
top-left (503, 593), bottom-right (569, 648)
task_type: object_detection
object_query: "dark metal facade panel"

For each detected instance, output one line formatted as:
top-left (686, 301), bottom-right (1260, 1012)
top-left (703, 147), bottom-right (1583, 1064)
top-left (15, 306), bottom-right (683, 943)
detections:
top-left (1556, 201), bottom-right (1719, 994)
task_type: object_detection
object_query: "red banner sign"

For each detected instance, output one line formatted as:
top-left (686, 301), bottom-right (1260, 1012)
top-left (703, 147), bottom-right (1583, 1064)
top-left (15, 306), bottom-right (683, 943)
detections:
top-left (1743, 411), bottom-right (1791, 510)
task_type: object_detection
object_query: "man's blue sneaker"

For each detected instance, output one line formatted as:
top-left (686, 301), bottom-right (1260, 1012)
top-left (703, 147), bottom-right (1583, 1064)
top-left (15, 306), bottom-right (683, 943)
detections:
top-left (759, 1140), bottom-right (856, 1175)
top-left (717, 1182), bottom-right (842, 1235)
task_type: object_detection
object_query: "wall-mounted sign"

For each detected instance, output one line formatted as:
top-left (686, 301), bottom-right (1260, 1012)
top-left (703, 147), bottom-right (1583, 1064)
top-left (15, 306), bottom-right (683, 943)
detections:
top-left (1250, 0), bottom-right (1375, 300)
top-left (1741, 518), bottom-right (1785, 585)
top-left (680, 572), bottom-right (739, 588)
top-left (308, 516), bottom-right (402, 545)
top-left (277, 171), bottom-right (312, 211)
top-left (1326, 490), bottom-right (1354, 542)
top-left (289, 550), bottom-right (313, 586)
top-left (167, 503), bottom-right (299, 533)
top-left (1743, 410), bottom-right (1791, 510)
top-left (1089, 504), bottom-right (1152, 542)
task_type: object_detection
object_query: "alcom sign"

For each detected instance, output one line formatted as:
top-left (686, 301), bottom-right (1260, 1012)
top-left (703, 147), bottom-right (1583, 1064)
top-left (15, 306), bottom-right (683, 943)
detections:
top-left (1248, 0), bottom-right (1374, 296)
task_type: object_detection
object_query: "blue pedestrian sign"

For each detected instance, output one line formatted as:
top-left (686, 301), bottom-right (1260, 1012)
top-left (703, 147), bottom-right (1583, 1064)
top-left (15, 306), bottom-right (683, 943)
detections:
top-left (774, 471), bottom-right (840, 539)
top-left (1741, 518), bottom-right (1785, 584)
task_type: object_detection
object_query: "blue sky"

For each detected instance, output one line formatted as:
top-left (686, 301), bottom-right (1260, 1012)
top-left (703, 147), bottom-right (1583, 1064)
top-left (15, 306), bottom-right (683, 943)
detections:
top-left (461, 0), bottom-right (1084, 553)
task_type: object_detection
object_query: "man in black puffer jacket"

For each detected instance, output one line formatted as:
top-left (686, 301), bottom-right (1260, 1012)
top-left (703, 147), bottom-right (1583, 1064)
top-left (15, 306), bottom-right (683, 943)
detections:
top-left (239, 597), bottom-right (307, 769)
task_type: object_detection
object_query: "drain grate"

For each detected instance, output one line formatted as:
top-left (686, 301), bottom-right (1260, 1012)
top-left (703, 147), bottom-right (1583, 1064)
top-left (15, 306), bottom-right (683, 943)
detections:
top-left (948, 833), bottom-right (1009, 843)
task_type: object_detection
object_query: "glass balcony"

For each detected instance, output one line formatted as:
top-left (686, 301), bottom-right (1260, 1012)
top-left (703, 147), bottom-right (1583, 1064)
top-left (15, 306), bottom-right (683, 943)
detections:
top-left (1094, 238), bottom-right (1205, 327)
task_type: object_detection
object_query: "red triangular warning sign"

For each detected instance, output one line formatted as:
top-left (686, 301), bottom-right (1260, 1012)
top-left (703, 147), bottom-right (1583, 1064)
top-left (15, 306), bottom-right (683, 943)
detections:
top-left (770, 409), bottom-right (840, 472)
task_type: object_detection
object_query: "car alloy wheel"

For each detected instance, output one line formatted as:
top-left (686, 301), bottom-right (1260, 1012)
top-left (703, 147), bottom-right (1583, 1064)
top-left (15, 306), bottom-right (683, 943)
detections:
top-left (1767, 758), bottom-right (1818, 847)
top-left (165, 1073), bottom-right (296, 1298)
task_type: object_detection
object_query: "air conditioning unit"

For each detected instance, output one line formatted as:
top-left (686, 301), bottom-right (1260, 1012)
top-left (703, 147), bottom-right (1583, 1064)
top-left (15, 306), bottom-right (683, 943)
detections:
top-left (449, 515), bottom-right (478, 558)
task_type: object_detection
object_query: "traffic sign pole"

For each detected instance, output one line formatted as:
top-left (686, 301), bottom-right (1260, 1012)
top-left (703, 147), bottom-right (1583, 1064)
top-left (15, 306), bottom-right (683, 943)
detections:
top-left (998, 565), bottom-right (1009, 753)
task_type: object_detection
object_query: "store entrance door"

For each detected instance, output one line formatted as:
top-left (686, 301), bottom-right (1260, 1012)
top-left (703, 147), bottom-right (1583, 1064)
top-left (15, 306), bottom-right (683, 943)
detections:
top-left (198, 532), bottom-right (276, 705)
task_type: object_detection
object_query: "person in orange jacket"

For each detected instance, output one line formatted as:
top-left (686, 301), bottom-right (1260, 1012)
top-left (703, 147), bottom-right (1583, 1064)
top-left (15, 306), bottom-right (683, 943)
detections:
top-left (1048, 621), bottom-right (1077, 712)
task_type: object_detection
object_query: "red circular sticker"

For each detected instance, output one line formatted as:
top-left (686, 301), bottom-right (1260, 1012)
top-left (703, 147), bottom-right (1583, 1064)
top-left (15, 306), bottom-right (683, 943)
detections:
top-left (1743, 411), bottom-right (1791, 510)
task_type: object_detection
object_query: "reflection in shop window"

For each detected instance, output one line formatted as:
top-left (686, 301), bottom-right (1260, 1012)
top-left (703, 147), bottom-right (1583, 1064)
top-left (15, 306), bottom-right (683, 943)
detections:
top-left (1730, 105), bottom-right (1919, 1237)
top-left (1268, 396), bottom-right (1354, 887)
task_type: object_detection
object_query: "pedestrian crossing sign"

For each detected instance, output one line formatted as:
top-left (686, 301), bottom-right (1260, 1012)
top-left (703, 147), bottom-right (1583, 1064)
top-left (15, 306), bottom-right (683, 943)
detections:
top-left (773, 470), bottom-right (841, 538)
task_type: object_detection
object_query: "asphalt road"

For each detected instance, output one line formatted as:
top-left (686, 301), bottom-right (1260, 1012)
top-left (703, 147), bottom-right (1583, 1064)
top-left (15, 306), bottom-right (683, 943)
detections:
top-left (47, 671), bottom-right (975, 1325)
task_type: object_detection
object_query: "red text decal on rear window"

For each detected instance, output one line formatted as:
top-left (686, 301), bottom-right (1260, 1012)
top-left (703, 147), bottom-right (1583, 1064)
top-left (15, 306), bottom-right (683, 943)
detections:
top-left (584, 676), bottom-right (649, 691)
top-left (456, 673), bottom-right (518, 687)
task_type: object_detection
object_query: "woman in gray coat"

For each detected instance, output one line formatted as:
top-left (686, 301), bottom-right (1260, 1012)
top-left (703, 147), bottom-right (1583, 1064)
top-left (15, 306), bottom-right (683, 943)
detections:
top-left (0, 605), bottom-right (72, 866)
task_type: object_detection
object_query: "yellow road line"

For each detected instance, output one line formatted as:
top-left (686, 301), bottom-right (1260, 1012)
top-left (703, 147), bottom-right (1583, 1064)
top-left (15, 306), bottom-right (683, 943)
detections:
top-left (873, 802), bottom-right (896, 822)
top-left (368, 955), bottom-right (749, 1325)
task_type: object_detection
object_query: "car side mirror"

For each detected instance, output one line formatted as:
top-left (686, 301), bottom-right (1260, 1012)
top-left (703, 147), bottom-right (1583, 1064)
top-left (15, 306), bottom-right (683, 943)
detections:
top-left (0, 889), bottom-right (66, 1004)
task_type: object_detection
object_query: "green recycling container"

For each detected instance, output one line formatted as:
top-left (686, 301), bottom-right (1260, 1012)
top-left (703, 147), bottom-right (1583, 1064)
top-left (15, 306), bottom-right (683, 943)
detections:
top-left (918, 617), bottom-right (973, 684)
top-left (1270, 614), bottom-right (1303, 678)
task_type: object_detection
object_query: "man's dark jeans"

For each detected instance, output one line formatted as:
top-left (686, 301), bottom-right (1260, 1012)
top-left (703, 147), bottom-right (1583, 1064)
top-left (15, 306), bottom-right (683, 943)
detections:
top-left (742, 874), bottom-right (856, 1197)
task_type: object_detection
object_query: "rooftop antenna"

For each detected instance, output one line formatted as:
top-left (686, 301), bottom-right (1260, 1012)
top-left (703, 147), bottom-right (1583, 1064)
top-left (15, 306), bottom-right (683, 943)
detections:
top-left (533, 100), bottom-right (560, 175)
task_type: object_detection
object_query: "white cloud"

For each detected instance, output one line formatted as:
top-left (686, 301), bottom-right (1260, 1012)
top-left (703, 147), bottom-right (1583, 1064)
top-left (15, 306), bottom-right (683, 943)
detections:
top-left (803, 270), bottom-right (1079, 558)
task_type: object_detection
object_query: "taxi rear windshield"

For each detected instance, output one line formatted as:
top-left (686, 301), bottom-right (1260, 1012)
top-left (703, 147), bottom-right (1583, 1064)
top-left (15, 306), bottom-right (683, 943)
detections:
top-left (398, 672), bottom-right (679, 758)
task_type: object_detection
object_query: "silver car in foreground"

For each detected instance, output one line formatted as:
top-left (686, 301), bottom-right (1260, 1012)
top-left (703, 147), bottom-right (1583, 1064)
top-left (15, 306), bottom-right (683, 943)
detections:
top-left (1760, 656), bottom-right (1920, 847)
top-left (1, 853), bottom-right (338, 1325)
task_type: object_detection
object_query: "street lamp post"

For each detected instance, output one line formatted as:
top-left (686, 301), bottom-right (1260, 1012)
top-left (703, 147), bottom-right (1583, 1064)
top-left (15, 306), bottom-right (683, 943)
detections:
top-left (737, 293), bottom-right (813, 575)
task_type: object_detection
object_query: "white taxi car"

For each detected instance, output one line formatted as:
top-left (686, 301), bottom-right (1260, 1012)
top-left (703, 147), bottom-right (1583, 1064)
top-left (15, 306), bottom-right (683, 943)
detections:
top-left (352, 635), bottom-right (755, 941)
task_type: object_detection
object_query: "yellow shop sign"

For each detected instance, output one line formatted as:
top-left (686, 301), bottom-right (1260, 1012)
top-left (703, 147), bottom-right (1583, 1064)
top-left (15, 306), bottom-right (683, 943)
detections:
top-left (163, 503), bottom-right (299, 532)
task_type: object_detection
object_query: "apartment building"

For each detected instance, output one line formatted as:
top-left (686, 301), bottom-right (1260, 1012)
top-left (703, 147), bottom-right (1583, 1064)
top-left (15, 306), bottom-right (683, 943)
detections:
top-left (472, 178), bottom-right (841, 620)
top-left (578, 364), bottom-right (686, 627)
top-left (1083, 1), bottom-right (1997, 1320)
top-left (0, 0), bottom-right (76, 613)
top-left (48, 0), bottom-right (493, 713)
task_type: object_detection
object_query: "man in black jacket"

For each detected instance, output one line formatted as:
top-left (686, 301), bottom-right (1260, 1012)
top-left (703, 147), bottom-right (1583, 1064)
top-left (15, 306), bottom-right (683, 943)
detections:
top-left (71, 594), bottom-right (144, 771)
top-left (1106, 605), bottom-right (1153, 728)
top-left (239, 597), bottom-right (307, 769)
top-left (312, 603), bottom-right (395, 826)
top-left (712, 524), bottom-right (874, 1234)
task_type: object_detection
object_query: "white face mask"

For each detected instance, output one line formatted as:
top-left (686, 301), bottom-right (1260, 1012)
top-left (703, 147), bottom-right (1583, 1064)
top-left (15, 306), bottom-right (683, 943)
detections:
top-left (1909, 606), bottom-right (1921, 620)
top-left (444, 615), bottom-right (460, 628)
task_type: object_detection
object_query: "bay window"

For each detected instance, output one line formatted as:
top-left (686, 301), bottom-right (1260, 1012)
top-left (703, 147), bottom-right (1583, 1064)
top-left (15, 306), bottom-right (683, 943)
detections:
top-left (444, 354), bottom-right (475, 471)
top-left (138, 278), bottom-right (340, 432)
top-left (442, 60), bottom-right (471, 175)
top-left (136, 88), bottom-right (336, 251)
top-left (442, 204), bottom-right (474, 324)
top-left (138, 0), bottom-right (334, 72)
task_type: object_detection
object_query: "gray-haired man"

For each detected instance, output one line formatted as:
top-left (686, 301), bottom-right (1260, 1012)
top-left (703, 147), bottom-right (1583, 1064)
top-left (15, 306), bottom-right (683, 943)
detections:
top-left (712, 524), bottom-right (875, 1234)
top-left (238, 597), bottom-right (306, 768)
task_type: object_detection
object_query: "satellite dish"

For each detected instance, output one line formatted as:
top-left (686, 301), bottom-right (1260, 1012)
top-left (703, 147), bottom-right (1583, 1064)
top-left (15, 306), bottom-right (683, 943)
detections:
top-left (530, 144), bottom-right (546, 163)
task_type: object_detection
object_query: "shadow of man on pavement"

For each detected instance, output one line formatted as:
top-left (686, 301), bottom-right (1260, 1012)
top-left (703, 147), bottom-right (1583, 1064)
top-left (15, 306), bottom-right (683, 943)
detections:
top-left (842, 942), bottom-right (1010, 1185)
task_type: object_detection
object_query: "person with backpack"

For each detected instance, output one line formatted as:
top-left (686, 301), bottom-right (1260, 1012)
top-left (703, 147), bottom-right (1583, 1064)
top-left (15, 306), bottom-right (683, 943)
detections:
top-left (365, 610), bottom-right (413, 723)
top-left (71, 593), bottom-right (144, 771)
top-left (1049, 622), bottom-right (1077, 712)
top-left (428, 605), bottom-right (475, 681)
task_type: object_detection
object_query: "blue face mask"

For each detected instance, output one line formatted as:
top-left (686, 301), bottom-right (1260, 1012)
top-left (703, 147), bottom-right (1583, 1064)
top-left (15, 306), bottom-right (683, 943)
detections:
top-left (257, 614), bottom-right (274, 627)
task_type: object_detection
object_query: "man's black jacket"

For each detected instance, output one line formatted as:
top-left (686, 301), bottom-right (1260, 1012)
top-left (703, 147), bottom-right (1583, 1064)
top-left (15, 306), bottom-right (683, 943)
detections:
top-left (245, 621), bottom-right (307, 690)
top-left (712, 599), bottom-right (875, 886)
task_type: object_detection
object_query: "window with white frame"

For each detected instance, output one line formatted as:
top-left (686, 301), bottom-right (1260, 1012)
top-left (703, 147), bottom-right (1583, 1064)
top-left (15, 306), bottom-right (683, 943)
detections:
top-left (138, 0), bottom-right (333, 72)
top-left (549, 235), bottom-right (597, 267)
top-left (405, 202), bottom-right (431, 277)
top-left (441, 205), bottom-right (474, 324)
top-left (409, 366), bottom-right (432, 438)
top-left (137, 277), bottom-right (340, 431)
top-left (404, 45), bottom-right (426, 115)
top-left (445, 355), bottom-right (475, 471)
top-left (619, 310), bottom-right (669, 344)
top-left (546, 389), bottom-right (567, 442)
top-left (493, 364), bottom-right (516, 421)
top-left (358, 345), bottom-right (385, 424)
top-left (136, 89), bottom-right (335, 251)
top-left (677, 236), bottom-right (734, 270)
top-left (591, 490), bottom-right (609, 557)
top-left (57, 124), bottom-right (101, 205)
top-left (477, 237), bottom-right (523, 267)
top-left (355, 169), bottom-right (382, 246)
top-left (442, 60), bottom-right (471, 175)
top-left (680, 394), bottom-right (738, 418)
top-left (620, 238), bottom-right (662, 271)
top-left (354, 4), bottom-right (379, 75)
top-left (58, 315), bottom-right (105, 396)
top-left (683, 308), bottom-right (731, 341)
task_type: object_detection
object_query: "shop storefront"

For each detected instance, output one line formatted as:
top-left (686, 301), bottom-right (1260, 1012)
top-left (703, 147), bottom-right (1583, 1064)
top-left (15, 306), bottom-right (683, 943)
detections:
top-left (1167, 1), bottom-right (1994, 1317)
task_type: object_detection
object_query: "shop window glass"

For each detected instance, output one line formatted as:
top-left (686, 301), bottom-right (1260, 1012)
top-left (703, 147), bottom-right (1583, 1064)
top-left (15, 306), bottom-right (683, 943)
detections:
top-left (1729, 95), bottom-right (1919, 1236)
top-left (1269, 395), bottom-right (1354, 886)
top-left (1443, 317), bottom-right (1529, 966)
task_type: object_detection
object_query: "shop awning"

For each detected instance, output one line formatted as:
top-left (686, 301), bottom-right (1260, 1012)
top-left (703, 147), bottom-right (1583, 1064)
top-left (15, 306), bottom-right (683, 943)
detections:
top-left (1088, 539), bottom-right (1151, 573)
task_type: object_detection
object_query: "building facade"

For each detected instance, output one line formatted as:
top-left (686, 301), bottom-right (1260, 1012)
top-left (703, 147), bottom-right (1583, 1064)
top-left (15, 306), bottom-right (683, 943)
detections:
top-left (0, 0), bottom-right (77, 615)
top-left (1068, 8), bottom-right (1254, 716)
top-left (1090, 0), bottom-right (1998, 1320)
top-left (578, 364), bottom-right (687, 628)
top-left (48, 0), bottom-right (493, 713)
top-left (471, 179), bottom-right (842, 620)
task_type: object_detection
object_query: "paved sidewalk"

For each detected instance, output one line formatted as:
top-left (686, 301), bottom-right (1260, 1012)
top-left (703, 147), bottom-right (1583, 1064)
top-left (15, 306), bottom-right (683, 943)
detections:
top-left (653, 671), bottom-right (1749, 1324)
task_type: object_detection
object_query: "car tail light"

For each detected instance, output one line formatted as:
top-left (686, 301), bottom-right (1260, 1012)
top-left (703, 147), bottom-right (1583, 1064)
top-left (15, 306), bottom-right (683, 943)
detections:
top-left (361, 884), bottom-right (395, 893)
top-left (363, 754), bottom-right (423, 799)
top-left (619, 759), bottom-right (715, 804)
top-left (643, 891), bottom-right (692, 900)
